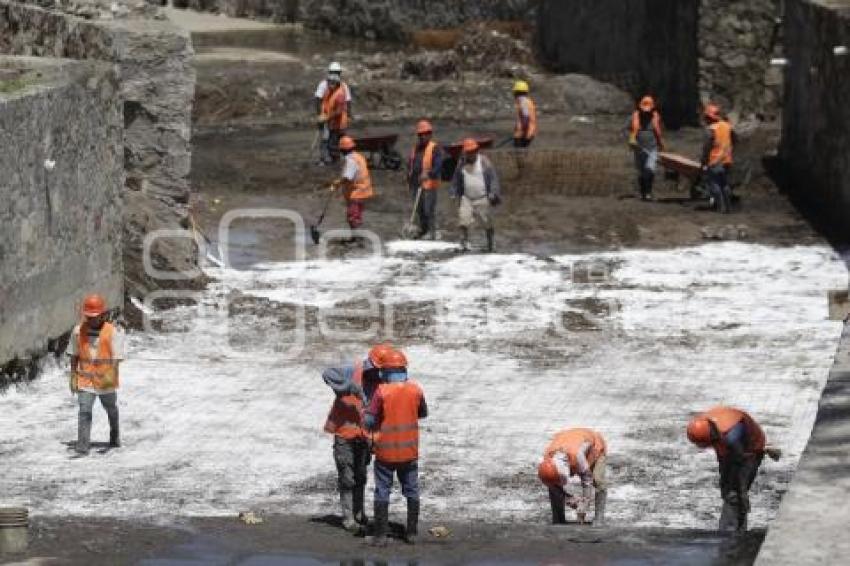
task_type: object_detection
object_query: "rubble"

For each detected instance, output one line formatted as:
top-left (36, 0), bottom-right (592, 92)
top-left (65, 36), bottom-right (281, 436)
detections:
top-left (400, 50), bottom-right (460, 81)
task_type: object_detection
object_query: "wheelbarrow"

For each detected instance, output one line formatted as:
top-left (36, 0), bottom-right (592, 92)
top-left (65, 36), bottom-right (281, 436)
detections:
top-left (439, 136), bottom-right (495, 180)
top-left (351, 132), bottom-right (403, 170)
top-left (659, 151), bottom-right (751, 202)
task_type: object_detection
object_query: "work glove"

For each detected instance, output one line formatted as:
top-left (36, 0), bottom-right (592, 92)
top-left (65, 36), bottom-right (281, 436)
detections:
top-left (68, 372), bottom-right (78, 394)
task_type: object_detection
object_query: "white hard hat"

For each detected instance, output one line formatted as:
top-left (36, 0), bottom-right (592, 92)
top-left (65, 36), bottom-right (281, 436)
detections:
top-left (328, 61), bottom-right (343, 73)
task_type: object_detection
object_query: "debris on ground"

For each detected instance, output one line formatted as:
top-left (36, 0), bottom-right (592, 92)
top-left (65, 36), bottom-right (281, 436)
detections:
top-left (700, 224), bottom-right (750, 241)
top-left (238, 511), bottom-right (264, 525)
top-left (429, 525), bottom-right (451, 538)
top-left (400, 51), bottom-right (460, 81)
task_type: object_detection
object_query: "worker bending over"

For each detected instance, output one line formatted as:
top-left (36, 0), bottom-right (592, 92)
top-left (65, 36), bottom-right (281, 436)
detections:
top-left (628, 95), bottom-right (664, 201)
top-left (365, 349), bottom-right (428, 546)
top-left (687, 406), bottom-right (781, 531)
top-left (332, 136), bottom-right (373, 244)
top-left (322, 344), bottom-right (393, 533)
top-left (700, 103), bottom-right (735, 213)
top-left (450, 138), bottom-right (501, 253)
top-left (538, 428), bottom-right (608, 525)
top-left (68, 294), bottom-right (124, 457)
top-left (407, 120), bottom-right (444, 240)
top-left (513, 80), bottom-right (537, 148)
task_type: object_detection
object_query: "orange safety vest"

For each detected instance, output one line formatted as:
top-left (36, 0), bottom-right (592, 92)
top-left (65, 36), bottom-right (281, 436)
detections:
top-left (514, 96), bottom-right (537, 140)
top-left (704, 406), bottom-right (765, 458)
top-left (344, 151), bottom-right (374, 201)
top-left (630, 110), bottom-right (663, 145)
top-left (409, 140), bottom-right (440, 190)
top-left (323, 361), bottom-right (367, 441)
top-left (708, 120), bottom-right (733, 166)
top-left (323, 85), bottom-right (349, 131)
top-left (75, 322), bottom-right (119, 391)
top-left (373, 380), bottom-right (423, 464)
top-left (544, 428), bottom-right (607, 476)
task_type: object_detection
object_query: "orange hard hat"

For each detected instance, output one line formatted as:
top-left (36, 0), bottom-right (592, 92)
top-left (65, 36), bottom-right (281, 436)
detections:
top-left (383, 349), bottom-right (408, 369)
top-left (462, 138), bottom-right (479, 154)
top-left (537, 457), bottom-right (561, 487)
top-left (687, 416), bottom-right (712, 447)
top-left (82, 293), bottom-right (107, 318)
top-left (339, 136), bottom-right (356, 151)
top-left (368, 343), bottom-right (394, 368)
top-left (639, 96), bottom-right (655, 111)
top-left (416, 120), bottom-right (433, 135)
top-left (704, 103), bottom-right (721, 121)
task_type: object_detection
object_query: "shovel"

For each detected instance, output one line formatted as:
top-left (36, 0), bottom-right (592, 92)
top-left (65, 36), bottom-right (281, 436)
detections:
top-left (402, 186), bottom-right (423, 239)
top-left (310, 187), bottom-right (336, 245)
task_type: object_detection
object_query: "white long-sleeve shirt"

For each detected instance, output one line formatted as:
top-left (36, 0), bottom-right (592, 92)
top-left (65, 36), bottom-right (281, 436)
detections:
top-left (552, 441), bottom-right (593, 488)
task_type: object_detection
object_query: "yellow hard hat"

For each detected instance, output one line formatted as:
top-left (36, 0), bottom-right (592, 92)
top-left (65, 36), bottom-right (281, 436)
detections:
top-left (513, 80), bottom-right (529, 94)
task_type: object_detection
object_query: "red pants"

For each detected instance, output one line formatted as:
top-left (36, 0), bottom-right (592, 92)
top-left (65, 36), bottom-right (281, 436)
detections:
top-left (346, 200), bottom-right (365, 229)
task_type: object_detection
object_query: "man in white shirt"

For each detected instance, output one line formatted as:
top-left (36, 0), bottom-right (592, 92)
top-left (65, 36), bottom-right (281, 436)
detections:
top-left (449, 138), bottom-right (501, 252)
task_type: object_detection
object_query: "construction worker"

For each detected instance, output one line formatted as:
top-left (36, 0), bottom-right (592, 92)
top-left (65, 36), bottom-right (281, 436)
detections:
top-left (68, 294), bottom-right (123, 457)
top-left (318, 73), bottom-right (350, 164)
top-left (700, 103), bottom-right (734, 213)
top-left (513, 80), bottom-right (537, 148)
top-left (450, 138), bottom-right (501, 252)
top-left (407, 120), bottom-right (444, 239)
top-left (332, 135), bottom-right (373, 242)
top-left (322, 344), bottom-right (394, 533)
top-left (365, 349), bottom-right (428, 546)
top-left (538, 428), bottom-right (608, 525)
top-left (688, 406), bottom-right (781, 532)
top-left (628, 95), bottom-right (664, 201)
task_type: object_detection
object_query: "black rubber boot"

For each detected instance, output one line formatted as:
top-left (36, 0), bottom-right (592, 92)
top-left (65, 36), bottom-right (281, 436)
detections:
top-left (109, 427), bottom-right (120, 448)
top-left (459, 227), bottom-right (470, 252)
top-left (370, 501), bottom-right (389, 547)
top-left (404, 498), bottom-right (420, 544)
top-left (353, 485), bottom-right (368, 527)
top-left (485, 228), bottom-right (495, 253)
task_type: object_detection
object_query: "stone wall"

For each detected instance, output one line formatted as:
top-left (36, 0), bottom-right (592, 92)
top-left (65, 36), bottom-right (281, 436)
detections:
top-left (0, 56), bottom-right (123, 369)
top-left (0, 0), bottom-right (199, 313)
top-left (780, 0), bottom-right (850, 238)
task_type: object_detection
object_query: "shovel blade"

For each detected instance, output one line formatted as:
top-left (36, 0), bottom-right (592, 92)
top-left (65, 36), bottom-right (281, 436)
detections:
top-left (310, 224), bottom-right (321, 245)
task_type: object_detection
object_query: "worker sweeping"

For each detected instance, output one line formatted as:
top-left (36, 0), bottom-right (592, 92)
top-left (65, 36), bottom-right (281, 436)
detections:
top-left (513, 80), bottom-right (537, 148)
top-left (450, 138), bottom-right (501, 252)
top-left (331, 135), bottom-right (373, 244)
top-left (538, 428), bottom-right (608, 525)
top-left (365, 349), bottom-right (428, 546)
top-left (687, 406), bottom-right (782, 532)
top-left (700, 103), bottom-right (735, 213)
top-left (322, 344), bottom-right (394, 533)
top-left (318, 74), bottom-right (350, 164)
top-left (407, 120), bottom-right (444, 239)
top-left (628, 95), bottom-right (664, 201)
top-left (68, 294), bottom-right (124, 457)
top-left (314, 62), bottom-right (352, 164)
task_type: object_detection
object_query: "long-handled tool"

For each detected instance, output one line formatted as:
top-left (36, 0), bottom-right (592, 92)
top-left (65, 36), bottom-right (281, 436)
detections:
top-left (494, 135), bottom-right (515, 149)
top-left (310, 186), bottom-right (336, 245)
top-left (401, 186), bottom-right (424, 239)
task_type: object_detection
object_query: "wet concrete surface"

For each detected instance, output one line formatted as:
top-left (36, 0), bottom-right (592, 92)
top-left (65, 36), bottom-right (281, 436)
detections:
top-left (19, 516), bottom-right (764, 565)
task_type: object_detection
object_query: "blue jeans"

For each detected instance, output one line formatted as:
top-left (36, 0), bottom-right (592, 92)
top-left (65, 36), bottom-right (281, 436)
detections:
top-left (77, 391), bottom-right (119, 453)
top-left (374, 459), bottom-right (419, 503)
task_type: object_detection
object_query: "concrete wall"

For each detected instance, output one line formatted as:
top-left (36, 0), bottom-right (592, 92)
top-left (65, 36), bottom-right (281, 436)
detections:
top-left (780, 0), bottom-right (850, 238)
top-left (0, 56), bottom-right (123, 367)
top-left (0, 1), bottom-right (200, 311)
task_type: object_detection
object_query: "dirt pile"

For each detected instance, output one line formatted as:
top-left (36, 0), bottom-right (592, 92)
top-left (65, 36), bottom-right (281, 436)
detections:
top-left (455, 23), bottom-right (534, 77)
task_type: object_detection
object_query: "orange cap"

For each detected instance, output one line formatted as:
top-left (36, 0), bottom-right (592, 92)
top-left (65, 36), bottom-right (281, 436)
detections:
top-left (368, 343), bottom-right (394, 368)
top-left (687, 416), bottom-right (712, 447)
top-left (704, 103), bottom-right (721, 121)
top-left (639, 96), bottom-right (655, 111)
top-left (383, 349), bottom-right (408, 369)
top-left (537, 458), bottom-right (561, 487)
top-left (82, 294), bottom-right (107, 318)
top-left (416, 120), bottom-right (433, 135)
top-left (339, 136), bottom-right (356, 151)
top-left (462, 138), bottom-right (479, 154)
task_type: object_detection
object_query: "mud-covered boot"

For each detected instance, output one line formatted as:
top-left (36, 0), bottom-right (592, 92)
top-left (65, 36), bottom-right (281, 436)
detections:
top-left (485, 228), bottom-right (495, 253)
top-left (353, 485), bottom-right (368, 529)
top-left (719, 185), bottom-right (732, 214)
top-left (593, 490), bottom-right (607, 525)
top-left (459, 227), bottom-right (470, 252)
top-left (369, 501), bottom-right (389, 546)
top-left (404, 498), bottom-right (420, 544)
top-left (340, 490), bottom-right (358, 532)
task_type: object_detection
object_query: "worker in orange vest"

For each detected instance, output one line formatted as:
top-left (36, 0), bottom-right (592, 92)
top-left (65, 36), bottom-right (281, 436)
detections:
top-left (365, 348), bottom-right (428, 546)
top-left (687, 406), bottom-right (782, 531)
top-left (407, 120), bottom-right (444, 240)
top-left (332, 135), bottom-right (373, 243)
top-left (322, 344), bottom-right (395, 533)
top-left (513, 80), bottom-right (537, 148)
top-left (319, 74), bottom-right (350, 164)
top-left (68, 294), bottom-right (124, 457)
top-left (628, 95), bottom-right (665, 201)
top-left (538, 428), bottom-right (608, 525)
top-left (700, 103), bottom-right (735, 213)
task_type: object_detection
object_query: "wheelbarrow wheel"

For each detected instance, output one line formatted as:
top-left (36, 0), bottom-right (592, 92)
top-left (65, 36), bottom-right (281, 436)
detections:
top-left (381, 149), bottom-right (402, 171)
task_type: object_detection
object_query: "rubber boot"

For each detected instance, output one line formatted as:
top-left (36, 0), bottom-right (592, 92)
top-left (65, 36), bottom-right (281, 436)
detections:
top-left (485, 228), bottom-right (495, 253)
top-left (353, 484), bottom-right (368, 527)
top-left (459, 227), bottom-right (470, 252)
top-left (719, 185), bottom-right (732, 214)
top-left (548, 487), bottom-right (567, 525)
top-left (109, 427), bottom-right (120, 448)
top-left (719, 499), bottom-right (738, 532)
top-left (593, 490), bottom-right (607, 525)
top-left (644, 172), bottom-right (654, 201)
top-left (340, 490), bottom-right (358, 532)
top-left (370, 501), bottom-right (389, 546)
top-left (404, 498), bottom-right (420, 544)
